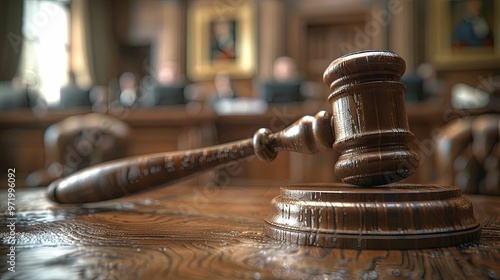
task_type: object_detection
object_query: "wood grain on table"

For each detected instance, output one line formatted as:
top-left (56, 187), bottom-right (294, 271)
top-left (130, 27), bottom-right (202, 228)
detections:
top-left (1, 184), bottom-right (499, 279)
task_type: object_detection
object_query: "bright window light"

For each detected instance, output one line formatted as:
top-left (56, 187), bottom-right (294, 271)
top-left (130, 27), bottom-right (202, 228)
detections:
top-left (18, 0), bottom-right (70, 107)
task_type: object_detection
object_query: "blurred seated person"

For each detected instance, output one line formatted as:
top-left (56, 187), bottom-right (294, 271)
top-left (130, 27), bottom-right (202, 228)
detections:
top-left (208, 71), bottom-right (237, 111)
top-left (401, 63), bottom-right (446, 102)
top-left (416, 63), bottom-right (445, 100)
top-left (401, 73), bottom-right (424, 102)
top-left (89, 85), bottom-right (108, 113)
top-left (140, 61), bottom-right (187, 107)
top-left (213, 71), bottom-right (237, 100)
top-left (59, 71), bottom-right (91, 108)
top-left (260, 56), bottom-right (305, 104)
top-left (119, 72), bottom-right (140, 107)
top-left (0, 77), bottom-right (35, 111)
top-left (210, 71), bottom-right (267, 115)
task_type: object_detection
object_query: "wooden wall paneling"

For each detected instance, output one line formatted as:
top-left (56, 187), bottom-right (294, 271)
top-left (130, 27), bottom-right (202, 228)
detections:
top-left (388, 0), bottom-right (415, 70)
top-left (257, 0), bottom-right (286, 80)
top-left (287, 2), bottom-right (386, 84)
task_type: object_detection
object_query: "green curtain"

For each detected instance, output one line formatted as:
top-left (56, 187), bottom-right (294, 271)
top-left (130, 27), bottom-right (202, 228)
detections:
top-left (0, 0), bottom-right (24, 81)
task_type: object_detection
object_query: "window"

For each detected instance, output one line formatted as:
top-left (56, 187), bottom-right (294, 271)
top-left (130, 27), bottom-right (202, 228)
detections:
top-left (18, 0), bottom-right (70, 107)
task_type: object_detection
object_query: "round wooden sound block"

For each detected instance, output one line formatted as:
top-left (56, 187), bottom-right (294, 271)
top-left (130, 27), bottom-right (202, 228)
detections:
top-left (264, 184), bottom-right (481, 250)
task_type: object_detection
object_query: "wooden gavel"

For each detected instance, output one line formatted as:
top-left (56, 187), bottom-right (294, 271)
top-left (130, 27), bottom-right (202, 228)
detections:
top-left (48, 50), bottom-right (420, 204)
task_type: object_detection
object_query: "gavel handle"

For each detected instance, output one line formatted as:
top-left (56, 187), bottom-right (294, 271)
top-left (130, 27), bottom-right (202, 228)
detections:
top-left (47, 111), bottom-right (335, 204)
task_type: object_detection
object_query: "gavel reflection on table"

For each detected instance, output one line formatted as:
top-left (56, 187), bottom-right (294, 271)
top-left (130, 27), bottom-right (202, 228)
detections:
top-left (47, 50), bottom-right (481, 249)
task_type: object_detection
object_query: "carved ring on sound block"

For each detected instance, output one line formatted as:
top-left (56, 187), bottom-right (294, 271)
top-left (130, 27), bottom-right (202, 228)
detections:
top-left (264, 184), bottom-right (481, 250)
top-left (263, 50), bottom-right (481, 249)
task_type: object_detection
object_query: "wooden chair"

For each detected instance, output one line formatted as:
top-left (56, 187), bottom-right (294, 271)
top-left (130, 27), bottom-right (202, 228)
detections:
top-left (435, 113), bottom-right (500, 195)
top-left (25, 113), bottom-right (130, 188)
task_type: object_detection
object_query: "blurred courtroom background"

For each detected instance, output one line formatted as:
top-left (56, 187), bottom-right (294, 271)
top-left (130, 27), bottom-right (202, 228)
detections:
top-left (0, 0), bottom-right (499, 194)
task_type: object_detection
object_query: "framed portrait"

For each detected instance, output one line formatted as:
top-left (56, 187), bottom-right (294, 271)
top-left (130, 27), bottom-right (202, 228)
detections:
top-left (187, 0), bottom-right (256, 81)
top-left (427, 0), bottom-right (500, 69)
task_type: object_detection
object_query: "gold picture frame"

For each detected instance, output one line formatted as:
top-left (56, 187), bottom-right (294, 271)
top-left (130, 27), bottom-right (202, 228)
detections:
top-left (187, 0), bottom-right (256, 81)
top-left (427, 0), bottom-right (500, 69)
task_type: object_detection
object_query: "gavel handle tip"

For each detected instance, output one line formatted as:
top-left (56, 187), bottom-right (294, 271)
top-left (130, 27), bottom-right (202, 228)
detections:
top-left (46, 180), bottom-right (59, 203)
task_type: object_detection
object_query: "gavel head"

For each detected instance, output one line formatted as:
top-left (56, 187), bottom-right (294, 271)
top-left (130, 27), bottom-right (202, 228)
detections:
top-left (323, 50), bottom-right (420, 186)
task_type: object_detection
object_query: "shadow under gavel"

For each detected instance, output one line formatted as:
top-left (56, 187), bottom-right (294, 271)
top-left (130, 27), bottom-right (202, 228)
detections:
top-left (48, 50), bottom-right (419, 204)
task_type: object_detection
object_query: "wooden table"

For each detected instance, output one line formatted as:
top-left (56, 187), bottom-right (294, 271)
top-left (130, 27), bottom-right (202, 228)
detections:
top-left (1, 184), bottom-right (499, 279)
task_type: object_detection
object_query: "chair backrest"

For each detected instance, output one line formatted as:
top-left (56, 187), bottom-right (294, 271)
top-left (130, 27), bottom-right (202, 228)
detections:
top-left (26, 113), bottom-right (130, 187)
top-left (435, 113), bottom-right (500, 195)
top-left (59, 86), bottom-right (91, 108)
top-left (37, 115), bottom-right (127, 182)
top-left (260, 81), bottom-right (304, 104)
top-left (154, 84), bottom-right (186, 106)
top-left (46, 113), bottom-right (130, 175)
top-left (0, 82), bottom-right (31, 110)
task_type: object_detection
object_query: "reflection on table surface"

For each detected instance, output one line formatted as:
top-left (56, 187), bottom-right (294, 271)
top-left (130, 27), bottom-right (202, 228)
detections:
top-left (1, 184), bottom-right (499, 279)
